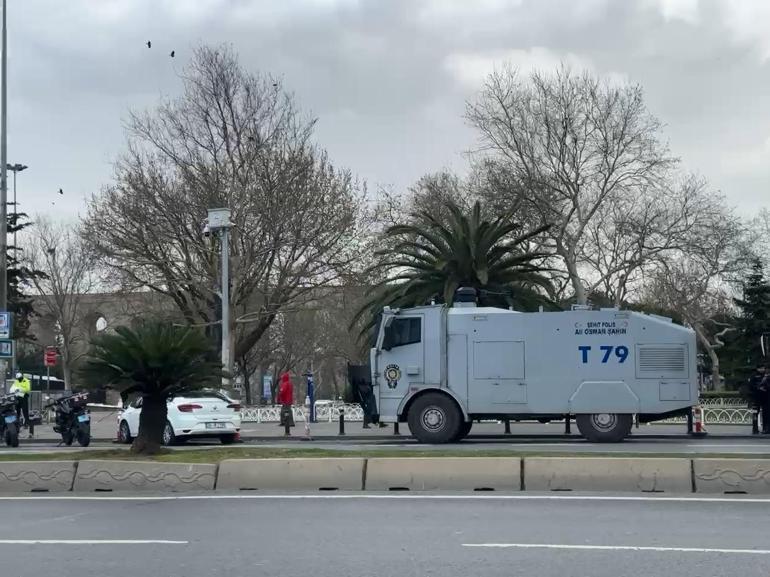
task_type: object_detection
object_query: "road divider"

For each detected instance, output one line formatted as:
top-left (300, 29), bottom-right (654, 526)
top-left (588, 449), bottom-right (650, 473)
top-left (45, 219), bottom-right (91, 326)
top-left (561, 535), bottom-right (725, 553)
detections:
top-left (216, 458), bottom-right (365, 491)
top-left (523, 457), bottom-right (692, 493)
top-left (366, 457), bottom-right (521, 491)
top-left (1, 456), bottom-right (769, 494)
top-left (73, 460), bottom-right (216, 492)
top-left (0, 461), bottom-right (77, 492)
top-left (693, 458), bottom-right (770, 494)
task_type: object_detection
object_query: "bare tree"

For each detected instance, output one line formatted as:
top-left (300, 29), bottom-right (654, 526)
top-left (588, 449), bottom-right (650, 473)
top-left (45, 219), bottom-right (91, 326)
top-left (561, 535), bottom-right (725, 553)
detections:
top-left (466, 65), bottom-right (675, 304)
top-left (642, 201), bottom-right (748, 390)
top-left (25, 218), bottom-right (98, 389)
top-left (83, 45), bottom-right (366, 372)
top-left (583, 176), bottom-right (730, 306)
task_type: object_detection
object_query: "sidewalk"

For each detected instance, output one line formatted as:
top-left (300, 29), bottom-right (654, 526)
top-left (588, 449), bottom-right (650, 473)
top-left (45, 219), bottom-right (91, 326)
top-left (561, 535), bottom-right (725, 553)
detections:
top-left (26, 412), bottom-right (756, 442)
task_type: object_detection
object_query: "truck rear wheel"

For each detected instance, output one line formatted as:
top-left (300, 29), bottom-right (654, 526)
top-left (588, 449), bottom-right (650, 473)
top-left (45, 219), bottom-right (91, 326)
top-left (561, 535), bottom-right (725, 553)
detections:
top-left (408, 393), bottom-right (462, 444)
top-left (576, 413), bottom-right (632, 443)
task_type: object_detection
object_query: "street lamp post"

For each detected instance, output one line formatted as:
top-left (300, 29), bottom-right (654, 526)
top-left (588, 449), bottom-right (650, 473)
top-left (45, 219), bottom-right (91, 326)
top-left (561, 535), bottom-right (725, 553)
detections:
top-left (6, 163), bottom-right (27, 250)
top-left (206, 208), bottom-right (233, 388)
top-left (0, 0), bottom-right (10, 389)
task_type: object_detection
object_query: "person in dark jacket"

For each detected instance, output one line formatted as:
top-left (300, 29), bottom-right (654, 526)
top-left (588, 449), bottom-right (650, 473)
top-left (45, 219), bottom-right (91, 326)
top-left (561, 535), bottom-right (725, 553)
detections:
top-left (357, 378), bottom-right (386, 429)
top-left (749, 365), bottom-right (770, 434)
top-left (277, 372), bottom-right (295, 436)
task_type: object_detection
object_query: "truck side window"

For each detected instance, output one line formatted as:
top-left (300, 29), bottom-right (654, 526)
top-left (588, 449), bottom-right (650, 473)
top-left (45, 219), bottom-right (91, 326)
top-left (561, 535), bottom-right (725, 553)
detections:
top-left (384, 318), bottom-right (421, 349)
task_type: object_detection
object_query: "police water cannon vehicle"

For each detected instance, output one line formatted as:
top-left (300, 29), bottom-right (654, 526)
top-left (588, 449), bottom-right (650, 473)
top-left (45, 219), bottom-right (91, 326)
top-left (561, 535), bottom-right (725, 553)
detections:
top-left (369, 287), bottom-right (697, 443)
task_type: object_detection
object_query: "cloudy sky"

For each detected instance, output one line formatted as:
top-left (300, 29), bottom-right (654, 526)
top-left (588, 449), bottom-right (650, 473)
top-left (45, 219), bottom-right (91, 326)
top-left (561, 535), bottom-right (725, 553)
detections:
top-left (7, 0), bottom-right (770, 220)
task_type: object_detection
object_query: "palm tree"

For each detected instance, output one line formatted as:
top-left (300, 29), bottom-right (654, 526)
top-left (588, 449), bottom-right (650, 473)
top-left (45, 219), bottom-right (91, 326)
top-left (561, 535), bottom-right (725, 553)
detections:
top-left (356, 200), bottom-right (554, 332)
top-left (80, 321), bottom-right (222, 454)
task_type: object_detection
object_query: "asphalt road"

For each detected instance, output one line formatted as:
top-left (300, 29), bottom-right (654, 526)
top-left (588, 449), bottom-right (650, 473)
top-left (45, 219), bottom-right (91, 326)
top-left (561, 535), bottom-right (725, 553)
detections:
top-left (2, 493), bottom-right (770, 576)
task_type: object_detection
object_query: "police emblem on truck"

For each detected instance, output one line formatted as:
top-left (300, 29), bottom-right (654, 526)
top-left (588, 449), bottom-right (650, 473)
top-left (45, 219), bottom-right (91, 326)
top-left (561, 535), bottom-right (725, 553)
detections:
top-left (384, 364), bottom-right (401, 389)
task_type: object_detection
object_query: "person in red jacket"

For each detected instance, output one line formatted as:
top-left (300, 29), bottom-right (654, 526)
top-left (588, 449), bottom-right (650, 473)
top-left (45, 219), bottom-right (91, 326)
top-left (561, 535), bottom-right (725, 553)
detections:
top-left (277, 372), bottom-right (295, 436)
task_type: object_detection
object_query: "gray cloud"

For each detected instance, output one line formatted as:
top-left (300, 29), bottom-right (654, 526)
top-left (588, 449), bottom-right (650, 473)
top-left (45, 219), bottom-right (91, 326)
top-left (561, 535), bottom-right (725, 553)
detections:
top-left (7, 0), bottom-right (769, 221)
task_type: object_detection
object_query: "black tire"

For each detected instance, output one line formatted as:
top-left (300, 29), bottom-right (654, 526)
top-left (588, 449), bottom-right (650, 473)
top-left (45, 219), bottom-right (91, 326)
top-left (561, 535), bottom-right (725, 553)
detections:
top-left (5, 423), bottom-right (18, 448)
top-left (407, 393), bottom-right (462, 444)
top-left (62, 429), bottom-right (74, 446)
top-left (118, 421), bottom-right (132, 444)
top-left (77, 424), bottom-right (91, 447)
top-left (162, 421), bottom-right (176, 446)
top-left (219, 434), bottom-right (237, 445)
top-left (576, 413), bottom-right (632, 443)
top-left (452, 420), bottom-right (473, 442)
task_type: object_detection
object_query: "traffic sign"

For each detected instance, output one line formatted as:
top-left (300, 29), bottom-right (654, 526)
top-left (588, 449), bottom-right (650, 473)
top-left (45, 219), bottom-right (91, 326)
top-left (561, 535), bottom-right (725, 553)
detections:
top-left (0, 312), bottom-right (11, 339)
top-left (44, 346), bottom-right (57, 367)
top-left (0, 340), bottom-right (14, 359)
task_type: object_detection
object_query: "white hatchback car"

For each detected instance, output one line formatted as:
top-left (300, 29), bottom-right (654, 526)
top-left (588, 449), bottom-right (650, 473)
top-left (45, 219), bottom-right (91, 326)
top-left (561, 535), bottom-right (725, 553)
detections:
top-left (117, 391), bottom-right (242, 446)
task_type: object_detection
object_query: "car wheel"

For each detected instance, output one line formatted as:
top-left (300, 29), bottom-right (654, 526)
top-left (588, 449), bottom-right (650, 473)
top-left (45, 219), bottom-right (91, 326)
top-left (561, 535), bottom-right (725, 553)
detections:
top-left (118, 421), bottom-right (132, 444)
top-left (162, 421), bottom-right (176, 446)
top-left (219, 434), bottom-right (237, 445)
top-left (407, 393), bottom-right (462, 444)
top-left (576, 413), bottom-right (632, 443)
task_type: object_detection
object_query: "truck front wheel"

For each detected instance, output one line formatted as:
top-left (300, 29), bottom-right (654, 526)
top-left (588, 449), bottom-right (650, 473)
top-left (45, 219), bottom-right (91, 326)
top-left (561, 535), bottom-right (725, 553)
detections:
top-left (408, 393), bottom-right (462, 444)
top-left (576, 413), bottom-right (632, 443)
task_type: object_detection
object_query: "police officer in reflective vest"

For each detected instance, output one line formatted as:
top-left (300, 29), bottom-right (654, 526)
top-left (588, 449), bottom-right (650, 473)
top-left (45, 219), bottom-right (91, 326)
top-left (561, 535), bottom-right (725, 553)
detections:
top-left (10, 372), bottom-right (32, 438)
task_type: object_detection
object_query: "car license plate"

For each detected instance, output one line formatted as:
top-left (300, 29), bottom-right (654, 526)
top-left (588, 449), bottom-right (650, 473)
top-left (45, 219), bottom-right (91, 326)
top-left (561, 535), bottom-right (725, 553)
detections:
top-left (77, 414), bottom-right (90, 423)
top-left (4, 415), bottom-right (16, 424)
top-left (205, 422), bottom-right (226, 429)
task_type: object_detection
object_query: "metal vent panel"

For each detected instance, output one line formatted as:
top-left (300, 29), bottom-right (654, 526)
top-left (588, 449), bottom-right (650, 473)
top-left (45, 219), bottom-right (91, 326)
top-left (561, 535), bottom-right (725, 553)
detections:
top-left (636, 344), bottom-right (688, 379)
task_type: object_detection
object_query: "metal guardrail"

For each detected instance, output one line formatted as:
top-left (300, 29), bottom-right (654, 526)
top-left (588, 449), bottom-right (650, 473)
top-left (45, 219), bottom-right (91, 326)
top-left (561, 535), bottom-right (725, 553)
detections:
top-left (240, 401), bottom-right (754, 425)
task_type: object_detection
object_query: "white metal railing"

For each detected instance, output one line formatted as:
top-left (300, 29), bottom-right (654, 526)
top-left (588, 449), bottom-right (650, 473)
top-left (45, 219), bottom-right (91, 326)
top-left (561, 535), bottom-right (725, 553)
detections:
top-left (240, 401), bottom-right (754, 425)
top-left (240, 403), bottom-right (364, 423)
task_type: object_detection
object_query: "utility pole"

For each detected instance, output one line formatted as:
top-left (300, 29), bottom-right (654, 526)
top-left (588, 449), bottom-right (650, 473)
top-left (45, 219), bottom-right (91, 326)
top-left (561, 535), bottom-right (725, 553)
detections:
top-left (0, 0), bottom-right (8, 312)
top-left (0, 0), bottom-right (9, 390)
top-left (6, 163), bottom-right (27, 251)
top-left (206, 208), bottom-right (232, 388)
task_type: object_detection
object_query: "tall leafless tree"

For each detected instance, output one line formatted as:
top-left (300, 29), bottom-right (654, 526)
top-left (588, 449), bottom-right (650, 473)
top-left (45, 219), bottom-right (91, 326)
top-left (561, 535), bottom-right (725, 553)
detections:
top-left (83, 45), bottom-right (366, 371)
top-left (26, 218), bottom-right (98, 389)
top-left (642, 199), bottom-right (749, 390)
top-left (466, 66), bottom-right (676, 304)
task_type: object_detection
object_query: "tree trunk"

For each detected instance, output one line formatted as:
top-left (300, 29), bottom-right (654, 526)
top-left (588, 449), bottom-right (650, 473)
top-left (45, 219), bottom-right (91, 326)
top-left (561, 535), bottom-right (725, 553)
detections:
top-left (243, 369), bottom-right (252, 405)
top-left (131, 394), bottom-right (168, 454)
top-left (695, 327), bottom-right (723, 392)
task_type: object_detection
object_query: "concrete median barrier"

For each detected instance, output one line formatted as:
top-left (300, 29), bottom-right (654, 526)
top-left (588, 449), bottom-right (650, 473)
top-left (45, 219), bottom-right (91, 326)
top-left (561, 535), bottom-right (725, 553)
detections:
top-left (0, 461), bottom-right (77, 492)
top-left (365, 458), bottom-right (521, 491)
top-left (693, 459), bottom-right (770, 494)
top-left (216, 458), bottom-right (365, 491)
top-left (74, 460), bottom-right (216, 492)
top-left (525, 457), bottom-right (691, 493)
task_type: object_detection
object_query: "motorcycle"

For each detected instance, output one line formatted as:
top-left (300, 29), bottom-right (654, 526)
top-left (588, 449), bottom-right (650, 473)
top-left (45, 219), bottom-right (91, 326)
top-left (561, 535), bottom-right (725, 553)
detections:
top-left (0, 393), bottom-right (20, 447)
top-left (50, 392), bottom-right (90, 447)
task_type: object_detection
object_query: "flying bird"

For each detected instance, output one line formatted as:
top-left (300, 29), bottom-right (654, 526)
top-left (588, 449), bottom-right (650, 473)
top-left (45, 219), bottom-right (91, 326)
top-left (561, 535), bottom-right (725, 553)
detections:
top-left (170, 50), bottom-right (175, 58)
top-left (58, 188), bottom-right (63, 195)
top-left (272, 82), bottom-right (278, 88)
top-left (146, 40), bottom-right (151, 48)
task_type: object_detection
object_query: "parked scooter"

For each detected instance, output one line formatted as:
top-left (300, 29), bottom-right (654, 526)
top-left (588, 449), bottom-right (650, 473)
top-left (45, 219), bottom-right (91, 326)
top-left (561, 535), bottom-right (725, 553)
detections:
top-left (49, 392), bottom-right (90, 447)
top-left (0, 393), bottom-right (20, 447)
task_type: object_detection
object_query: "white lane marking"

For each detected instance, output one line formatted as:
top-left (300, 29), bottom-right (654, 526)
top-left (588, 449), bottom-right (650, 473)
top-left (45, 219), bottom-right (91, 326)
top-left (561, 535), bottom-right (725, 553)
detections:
top-left (462, 543), bottom-right (770, 555)
top-left (0, 494), bottom-right (770, 504)
top-left (0, 540), bottom-right (187, 545)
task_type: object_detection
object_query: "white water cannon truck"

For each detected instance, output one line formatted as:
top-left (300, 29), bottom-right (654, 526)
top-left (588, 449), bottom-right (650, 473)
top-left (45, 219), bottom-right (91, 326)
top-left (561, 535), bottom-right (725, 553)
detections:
top-left (369, 287), bottom-right (697, 443)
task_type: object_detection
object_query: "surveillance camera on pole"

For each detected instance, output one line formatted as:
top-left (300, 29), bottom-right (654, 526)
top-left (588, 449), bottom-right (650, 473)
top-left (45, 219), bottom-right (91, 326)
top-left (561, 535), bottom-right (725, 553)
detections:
top-left (206, 208), bottom-right (233, 388)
